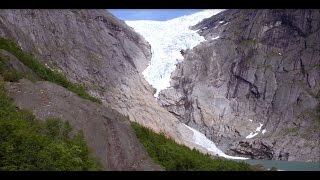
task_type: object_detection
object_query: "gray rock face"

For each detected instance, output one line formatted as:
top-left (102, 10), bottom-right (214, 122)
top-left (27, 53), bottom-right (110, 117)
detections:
top-left (158, 9), bottom-right (320, 162)
top-left (229, 139), bottom-right (275, 160)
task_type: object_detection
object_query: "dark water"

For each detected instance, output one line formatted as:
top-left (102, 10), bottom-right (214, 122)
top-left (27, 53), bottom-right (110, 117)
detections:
top-left (243, 159), bottom-right (320, 171)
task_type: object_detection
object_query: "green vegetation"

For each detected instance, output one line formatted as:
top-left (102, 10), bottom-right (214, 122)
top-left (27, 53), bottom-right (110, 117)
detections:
top-left (0, 81), bottom-right (101, 170)
top-left (269, 167), bottom-right (278, 171)
top-left (0, 57), bottom-right (23, 82)
top-left (251, 164), bottom-right (266, 171)
top-left (131, 122), bottom-right (253, 171)
top-left (0, 69), bottom-right (23, 82)
top-left (0, 37), bottom-right (101, 103)
top-left (239, 38), bottom-right (258, 47)
top-left (280, 127), bottom-right (299, 136)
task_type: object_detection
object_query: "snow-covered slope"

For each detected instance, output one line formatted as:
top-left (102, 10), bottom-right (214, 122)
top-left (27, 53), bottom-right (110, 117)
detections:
top-left (126, 9), bottom-right (224, 97)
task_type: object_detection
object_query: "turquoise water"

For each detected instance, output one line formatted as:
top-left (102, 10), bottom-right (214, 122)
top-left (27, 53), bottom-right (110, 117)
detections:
top-left (243, 159), bottom-right (320, 171)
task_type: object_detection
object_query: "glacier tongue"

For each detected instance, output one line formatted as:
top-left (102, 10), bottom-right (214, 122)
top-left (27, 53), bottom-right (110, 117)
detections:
top-left (125, 9), bottom-right (224, 97)
top-left (183, 124), bottom-right (248, 160)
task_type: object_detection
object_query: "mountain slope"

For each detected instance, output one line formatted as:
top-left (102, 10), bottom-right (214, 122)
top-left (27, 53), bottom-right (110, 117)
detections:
top-left (6, 79), bottom-right (162, 170)
top-left (0, 9), bottom-right (166, 170)
top-left (158, 9), bottom-right (320, 162)
top-left (0, 9), bottom-right (249, 161)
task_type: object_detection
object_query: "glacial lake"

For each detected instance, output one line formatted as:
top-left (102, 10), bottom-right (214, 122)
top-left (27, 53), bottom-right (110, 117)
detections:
top-left (243, 159), bottom-right (320, 171)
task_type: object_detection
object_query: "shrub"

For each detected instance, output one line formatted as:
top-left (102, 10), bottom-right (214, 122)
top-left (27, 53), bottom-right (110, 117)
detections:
top-left (0, 57), bottom-right (23, 82)
top-left (131, 122), bottom-right (253, 171)
top-left (2, 70), bottom-right (23, 82)
top-left (269, 166), bottom-right (278, 171)
top-left (0, 81), bottom-right (101, 170)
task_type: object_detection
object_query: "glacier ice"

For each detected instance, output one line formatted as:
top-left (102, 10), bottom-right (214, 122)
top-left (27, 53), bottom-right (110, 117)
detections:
top-left (126, 9), bottom-right (224, 97)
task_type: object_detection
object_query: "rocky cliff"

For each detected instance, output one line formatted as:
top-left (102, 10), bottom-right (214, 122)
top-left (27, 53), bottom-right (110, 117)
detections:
top-left (158, 9), bottom-right (320, 162)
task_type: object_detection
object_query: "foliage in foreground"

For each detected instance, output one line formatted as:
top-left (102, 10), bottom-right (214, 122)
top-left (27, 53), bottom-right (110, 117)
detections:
top-left (0, 81), bottom-right (101, 170)
top-left (269, 166), bottom-right (278, 171)
top-left (0, 37), bottom-right (101, 103)
top-left (131, 122), bottom-right (253, 171)
top-left (0, 57), bottom-right (23, 82)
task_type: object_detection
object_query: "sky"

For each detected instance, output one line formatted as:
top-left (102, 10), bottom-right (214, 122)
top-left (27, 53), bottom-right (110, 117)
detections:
top-left (108, 9), bottom-right (203, 21)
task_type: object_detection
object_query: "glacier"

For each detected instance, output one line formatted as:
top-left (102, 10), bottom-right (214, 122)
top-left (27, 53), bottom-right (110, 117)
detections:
top-left (126, 9), bottom-right (224, 97)
top-left (125, 10), bottom-right (248, 160)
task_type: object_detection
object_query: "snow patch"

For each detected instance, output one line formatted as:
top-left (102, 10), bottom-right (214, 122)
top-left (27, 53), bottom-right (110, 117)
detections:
top-left (183, 124), bottom-right (248, 160)
top-left (256, 123), bottom-right (263, 132)
top-left (262, 129), bottom-right (267, 134)
top-left (275, 21), bottom-right (282, 26)
top-left (212, 36), bottom-right (220, 40)
top-left (219, 21), bottom-right (224, 24)
top-left (223, 22), bottom-right (229, 26)
top-left (246, 123), bottom-right (264, 139)
top-left (249, 119), bottom-right (253, 122)
top-left (126, 9), bottom-right (225, 97)
top-left (246, 132), bottom-right (259, 139)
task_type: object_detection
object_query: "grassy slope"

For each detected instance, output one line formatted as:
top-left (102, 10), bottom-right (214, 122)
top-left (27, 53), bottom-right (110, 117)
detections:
top-left (0, 37), bottom-right (101, 103)
top-left (0, 56), bottom-right (24, 82)
top-left (131, 122), bottom-right (254, 171)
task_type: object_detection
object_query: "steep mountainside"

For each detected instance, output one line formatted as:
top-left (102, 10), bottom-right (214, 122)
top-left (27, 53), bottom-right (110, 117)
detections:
top-left (0, 9), bottom-right (247, 168)
top-left (1, 9), bottom-right (318, 165)
top-left (158, 9), bottom-right (320, 162)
